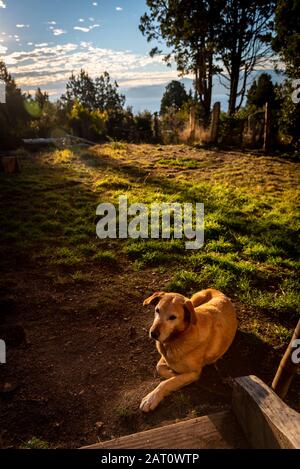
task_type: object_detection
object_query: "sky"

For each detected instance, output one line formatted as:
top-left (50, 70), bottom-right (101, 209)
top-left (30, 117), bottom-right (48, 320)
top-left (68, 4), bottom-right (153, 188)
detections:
top-left (0, 1), bottom-right (280, 112)
top-left (0, 0), bottom-right (181, 102)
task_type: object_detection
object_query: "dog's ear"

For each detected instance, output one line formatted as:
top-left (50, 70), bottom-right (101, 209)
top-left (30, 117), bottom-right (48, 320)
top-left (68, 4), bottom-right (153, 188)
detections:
top-left (143, 292), bottom-right (165, 307)
top-left (183, 300), bottom-right (197, 325)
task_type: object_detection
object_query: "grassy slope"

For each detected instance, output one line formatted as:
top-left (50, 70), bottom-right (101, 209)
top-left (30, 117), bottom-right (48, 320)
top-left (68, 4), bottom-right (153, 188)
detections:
top-left (2, 145), bottom-right (299, 329)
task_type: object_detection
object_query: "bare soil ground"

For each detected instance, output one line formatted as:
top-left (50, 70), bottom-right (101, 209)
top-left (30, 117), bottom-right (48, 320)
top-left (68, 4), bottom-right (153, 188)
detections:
top-left (0, 144), bottom-right (299, 448)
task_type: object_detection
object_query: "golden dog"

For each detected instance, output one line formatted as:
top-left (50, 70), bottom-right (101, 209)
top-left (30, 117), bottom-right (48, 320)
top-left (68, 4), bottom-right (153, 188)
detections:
top-left (140, 288), bottom-right (237, 412)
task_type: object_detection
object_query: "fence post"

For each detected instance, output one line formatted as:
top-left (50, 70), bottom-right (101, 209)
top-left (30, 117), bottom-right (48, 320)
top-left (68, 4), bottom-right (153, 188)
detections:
top-left (153, 112), bottom-right (160, 143)
top-left (189, 105), bottom-right (196, 141)
top-left (0, 156), bottom-right (20, 174)
top-left (263, 102), bottom-right (271, 153)
top-left (210, 102), bottom-right (221, 144)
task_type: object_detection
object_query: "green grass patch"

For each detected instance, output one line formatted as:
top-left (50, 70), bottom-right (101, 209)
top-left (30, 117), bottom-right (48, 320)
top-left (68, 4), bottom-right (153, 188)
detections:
top-left (22, 437), bottom-right (50, 449)
top-left (51, 247), bottom-right (83, 267)
top-left (93, 250), bottom-right (118, 266)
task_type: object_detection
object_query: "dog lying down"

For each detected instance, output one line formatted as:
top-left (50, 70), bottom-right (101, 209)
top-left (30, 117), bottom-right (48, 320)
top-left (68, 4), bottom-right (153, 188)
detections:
top-left (140, 288), bottom-right (237, 413)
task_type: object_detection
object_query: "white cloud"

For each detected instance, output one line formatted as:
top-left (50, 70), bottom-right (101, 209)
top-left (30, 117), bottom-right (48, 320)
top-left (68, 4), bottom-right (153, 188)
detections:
top-left (3, 42), bottom-right (174, 92)
top-left (0, 1), bottom-right (6, 9)
top-left (16, 24), bottom-right (30, 28)
top-left (116, 7), bottom-right (123, 11)
top-left (27, 42), bottom-right (33, 46)
top-left (74, 24), bottom-right (99, 33)
top-left (35, 43), bottom-right (49, 48)
top-left (74, 27), bottom-right (90, 33)
top-left (78, 19), bottom-right (85, 22)
top-left (0, 44), bottom-right (8, 54)
top-left (92, 2), bottom-right (98, 5)
top-left (53, 29), bottom-right (67, 36)
top-left (47, 21), bottom-right (57, 25)
top-left (89, 17), bottom-right (95, 21)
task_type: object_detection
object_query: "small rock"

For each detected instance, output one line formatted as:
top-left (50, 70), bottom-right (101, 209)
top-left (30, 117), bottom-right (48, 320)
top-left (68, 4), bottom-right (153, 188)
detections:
top-left (95, 421), bottom-right (104, 429)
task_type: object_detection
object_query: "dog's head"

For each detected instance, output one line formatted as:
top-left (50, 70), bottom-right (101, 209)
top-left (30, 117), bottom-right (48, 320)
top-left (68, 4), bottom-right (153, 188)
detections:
top-left (143, 291), bottom-right (197, 343)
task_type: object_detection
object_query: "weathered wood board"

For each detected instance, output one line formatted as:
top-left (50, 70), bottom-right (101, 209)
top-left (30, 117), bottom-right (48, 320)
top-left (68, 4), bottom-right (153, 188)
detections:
top-left (232, 375), bottom-right (300, 449)
top-left (82, 410), bottom-right (247, 449)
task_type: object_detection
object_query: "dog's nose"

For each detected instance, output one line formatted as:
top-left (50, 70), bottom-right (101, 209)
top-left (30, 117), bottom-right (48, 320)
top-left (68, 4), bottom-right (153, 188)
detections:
top-left (150, 330), bottom-right (159, 340)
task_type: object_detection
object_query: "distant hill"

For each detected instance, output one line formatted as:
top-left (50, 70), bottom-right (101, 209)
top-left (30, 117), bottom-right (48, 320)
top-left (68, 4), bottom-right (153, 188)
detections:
top-left (122, 70), bottom-right (285, 114)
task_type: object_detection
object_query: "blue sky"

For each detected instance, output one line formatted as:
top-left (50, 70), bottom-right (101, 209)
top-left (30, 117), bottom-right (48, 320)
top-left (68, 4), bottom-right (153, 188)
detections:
top-left (0, 0), bottom-right (278, 112)
top-left (0, 0), bottom-right (179, 101)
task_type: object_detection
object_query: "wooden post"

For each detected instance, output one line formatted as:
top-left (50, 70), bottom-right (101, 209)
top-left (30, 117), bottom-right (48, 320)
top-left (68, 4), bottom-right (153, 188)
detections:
top-left (153, 112), bottom-right (160, 143)
top-left (210, 102), bottom-right (221, 144)
top-left (0, 156), bottom-right (20, 174)
top-left (263, 101), bottom-right (271, 153)
top-left (272, 319), bottom-right (300, 399)
top-left (189, 105), bottom-right (196, 141)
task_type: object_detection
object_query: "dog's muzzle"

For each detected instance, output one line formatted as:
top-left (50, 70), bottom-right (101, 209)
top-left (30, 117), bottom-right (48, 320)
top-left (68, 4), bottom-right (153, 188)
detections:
top-left (150, 329), bottom-right (160, 340)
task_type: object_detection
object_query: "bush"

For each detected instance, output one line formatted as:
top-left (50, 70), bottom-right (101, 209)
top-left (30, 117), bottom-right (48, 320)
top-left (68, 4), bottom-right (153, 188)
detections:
top-left (219, 111), bottom-right (246, 146)
top-left (68, 102), bottom-right (107, 141)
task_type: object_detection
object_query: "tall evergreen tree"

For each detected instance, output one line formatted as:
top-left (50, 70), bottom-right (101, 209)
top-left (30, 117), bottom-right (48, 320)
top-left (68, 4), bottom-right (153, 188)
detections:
top-left (160, 81), bottom-right (189, 115)
top-left (62, 70), bottom-right (125, 112)
top-left (247, 73), bottom-right (277, 108)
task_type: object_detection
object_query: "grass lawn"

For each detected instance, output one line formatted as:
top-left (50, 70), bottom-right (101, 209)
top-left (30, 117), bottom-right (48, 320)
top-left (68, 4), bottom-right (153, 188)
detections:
top-left (0, 143), bottom-right (299, 448)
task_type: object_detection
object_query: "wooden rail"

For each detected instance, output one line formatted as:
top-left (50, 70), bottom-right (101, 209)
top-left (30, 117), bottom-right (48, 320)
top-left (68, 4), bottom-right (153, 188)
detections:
top-left (232, 375), bottom-right (300, 449)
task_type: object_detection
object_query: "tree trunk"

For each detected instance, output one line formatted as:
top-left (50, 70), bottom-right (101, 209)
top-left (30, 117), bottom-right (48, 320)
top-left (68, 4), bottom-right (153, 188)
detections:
top-left (228, 57), bottom-right (240, 116)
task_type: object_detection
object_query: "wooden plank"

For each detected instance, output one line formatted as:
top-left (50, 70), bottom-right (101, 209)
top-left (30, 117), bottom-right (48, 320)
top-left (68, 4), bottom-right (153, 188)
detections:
top-left (232, 375), bottom-right (300, 449)
top-left (82, 410), bottom-right (247, 449)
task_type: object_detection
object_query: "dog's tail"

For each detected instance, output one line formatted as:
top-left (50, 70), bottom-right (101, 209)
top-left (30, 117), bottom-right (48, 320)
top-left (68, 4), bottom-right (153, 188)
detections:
top-left (190, 288), bottom-right (224, 308)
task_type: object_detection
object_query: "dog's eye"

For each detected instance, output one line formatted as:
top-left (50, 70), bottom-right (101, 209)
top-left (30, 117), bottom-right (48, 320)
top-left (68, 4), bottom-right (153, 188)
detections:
top-left (169, 315), bottom-right (177, 321)
top-left (155, 308), bottom-right (160, 314)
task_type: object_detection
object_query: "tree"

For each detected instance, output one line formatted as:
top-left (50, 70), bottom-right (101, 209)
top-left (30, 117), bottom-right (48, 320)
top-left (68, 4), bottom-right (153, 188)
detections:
top-left (218, 0), bottom-right (275, 115)
top-left (35, 88), bottom-right (49, 109)
top-left (140, 1), bottom-right (275, 121)
top-left (63, 70), bottom-right (96, 110)
top-left (275, 81), bottom-right (300, 148)
top-left (140, 0), bottom-right (223, 125)
top-left (272, 0), bottom-right (300, 78)
top-left (247, 73), bottom-right (277, 108)
top-left (62, 70), bottom-right (125, 112)
top-left (94, 72), bottom-right (125, 112)
top-left (160, 80), bottom-right (189, 114)
top-left (0, 61), bottom-right (30, 149)
top-left (272, 1), bottom-right (300, 148)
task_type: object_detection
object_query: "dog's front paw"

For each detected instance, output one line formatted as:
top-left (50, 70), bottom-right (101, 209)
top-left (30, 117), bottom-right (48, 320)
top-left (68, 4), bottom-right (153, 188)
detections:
top-left (140, 390), bottom-right (162, 413)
